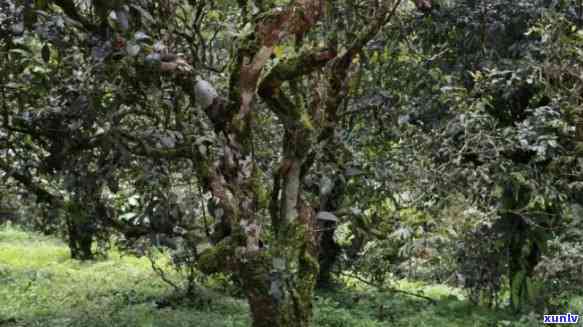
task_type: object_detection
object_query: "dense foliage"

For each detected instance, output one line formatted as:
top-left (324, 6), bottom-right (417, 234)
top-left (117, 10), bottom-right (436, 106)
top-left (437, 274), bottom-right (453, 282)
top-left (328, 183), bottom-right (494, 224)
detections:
top-left (1, 0), bottom-right (583, 326)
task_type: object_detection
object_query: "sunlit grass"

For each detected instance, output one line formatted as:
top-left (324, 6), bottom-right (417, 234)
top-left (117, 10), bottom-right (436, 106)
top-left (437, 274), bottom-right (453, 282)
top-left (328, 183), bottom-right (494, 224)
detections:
top-left (0, 224), bottom-right (569, 327)
top-left (0, 224), bottom-right (249, 327)
top-left (323, 275), bottom-right (537, 327)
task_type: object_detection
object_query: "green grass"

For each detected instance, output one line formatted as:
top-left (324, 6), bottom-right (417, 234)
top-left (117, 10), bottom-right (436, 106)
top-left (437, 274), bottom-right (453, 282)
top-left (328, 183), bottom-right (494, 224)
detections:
top-left (0, 225), bottom-right (249, 327)
top-left (0, 224), bottom-right (566, 327)
top-left (312, 281), bottom-right (541, 327)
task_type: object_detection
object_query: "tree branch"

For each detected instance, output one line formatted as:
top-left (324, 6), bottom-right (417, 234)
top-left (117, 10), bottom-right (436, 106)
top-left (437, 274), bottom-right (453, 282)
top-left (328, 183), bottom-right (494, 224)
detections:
top-left (258, 49), bottom-right (336, 125)
top-left (339, 271), bottom-right (437, 304)
top-left (52, 0), bottom-right (98, 32)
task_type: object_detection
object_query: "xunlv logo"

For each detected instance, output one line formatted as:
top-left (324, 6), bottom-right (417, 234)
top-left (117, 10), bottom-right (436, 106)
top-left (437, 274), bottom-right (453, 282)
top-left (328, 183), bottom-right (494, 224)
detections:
top-left (543, 313), bottom-right (580, 324)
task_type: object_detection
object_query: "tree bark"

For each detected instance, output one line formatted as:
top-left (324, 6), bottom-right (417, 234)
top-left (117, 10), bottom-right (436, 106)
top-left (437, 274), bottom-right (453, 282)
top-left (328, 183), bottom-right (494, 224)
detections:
top-left (157, 1), bottom-right (403, 325)
top-left (64, 199), bottom-right (95, 260)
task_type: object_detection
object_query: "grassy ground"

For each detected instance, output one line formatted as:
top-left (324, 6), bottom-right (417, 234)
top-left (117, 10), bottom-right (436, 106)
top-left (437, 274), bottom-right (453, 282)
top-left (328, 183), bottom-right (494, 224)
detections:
top-left (0, 225), bottom-right (572, 326)
top-left (0, 225), bottom-right (249, 327)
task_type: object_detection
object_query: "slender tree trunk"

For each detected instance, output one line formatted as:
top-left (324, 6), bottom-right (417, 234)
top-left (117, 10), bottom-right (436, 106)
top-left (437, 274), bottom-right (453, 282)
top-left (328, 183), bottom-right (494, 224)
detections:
top-left (67, 216), bottom-right (94, 260)
top-left (317, 223), bottom-right (339, 288)
top-left (65, 198), bottom-right (95, 260)
top-left (316, 174), bottom-right (345, 288)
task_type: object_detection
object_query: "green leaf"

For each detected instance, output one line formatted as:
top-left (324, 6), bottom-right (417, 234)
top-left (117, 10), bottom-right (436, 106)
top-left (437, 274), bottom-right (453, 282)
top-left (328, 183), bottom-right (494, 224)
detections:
top-left (9, 49), bottom-right (30, 57)
top-left (511, 270), bottom-right (526, 308)
top-left (273, 46), bottom-right (285, 58)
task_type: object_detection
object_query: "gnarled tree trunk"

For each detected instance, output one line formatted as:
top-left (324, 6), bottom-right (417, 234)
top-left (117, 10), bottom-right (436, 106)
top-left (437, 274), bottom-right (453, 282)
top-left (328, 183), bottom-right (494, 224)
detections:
top-left (158, 1), bottom-right (404, 325)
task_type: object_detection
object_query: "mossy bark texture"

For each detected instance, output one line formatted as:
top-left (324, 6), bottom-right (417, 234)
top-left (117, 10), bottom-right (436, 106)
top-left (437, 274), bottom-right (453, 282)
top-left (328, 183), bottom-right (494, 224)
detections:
top-left (187, 1), bottom-right (402, 326)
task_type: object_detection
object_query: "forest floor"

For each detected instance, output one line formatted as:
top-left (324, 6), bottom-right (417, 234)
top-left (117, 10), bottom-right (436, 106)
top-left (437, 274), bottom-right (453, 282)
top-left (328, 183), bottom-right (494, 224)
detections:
top-left (0, 224), bottom-right (567, 327)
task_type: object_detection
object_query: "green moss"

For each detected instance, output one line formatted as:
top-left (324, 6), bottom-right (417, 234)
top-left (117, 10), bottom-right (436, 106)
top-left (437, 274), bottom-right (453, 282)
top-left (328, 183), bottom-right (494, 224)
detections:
top-left (198, 240), bottom-right (234, 275)
top-left (299, 111), bottom-right (314, 131)
top-left (249, 169), bottom-right (269, 210)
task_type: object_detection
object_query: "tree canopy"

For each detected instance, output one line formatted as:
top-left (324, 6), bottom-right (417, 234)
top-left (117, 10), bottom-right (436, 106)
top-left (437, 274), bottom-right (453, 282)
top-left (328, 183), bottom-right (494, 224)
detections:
top-left (1, 0), bottom-right (583, 326)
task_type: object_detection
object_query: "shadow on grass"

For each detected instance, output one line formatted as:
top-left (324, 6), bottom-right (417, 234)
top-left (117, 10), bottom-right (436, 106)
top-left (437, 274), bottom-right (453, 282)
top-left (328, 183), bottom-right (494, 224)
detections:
top-left (0, 225), bottom-right (568, 327)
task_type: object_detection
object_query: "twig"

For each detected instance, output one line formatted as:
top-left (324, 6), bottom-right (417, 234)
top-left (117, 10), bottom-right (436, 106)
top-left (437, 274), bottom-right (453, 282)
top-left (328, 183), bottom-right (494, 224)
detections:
top-left (147, 250), bottom-right (181, 293)
top-left (339, 271), bottom-right (437, 304)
